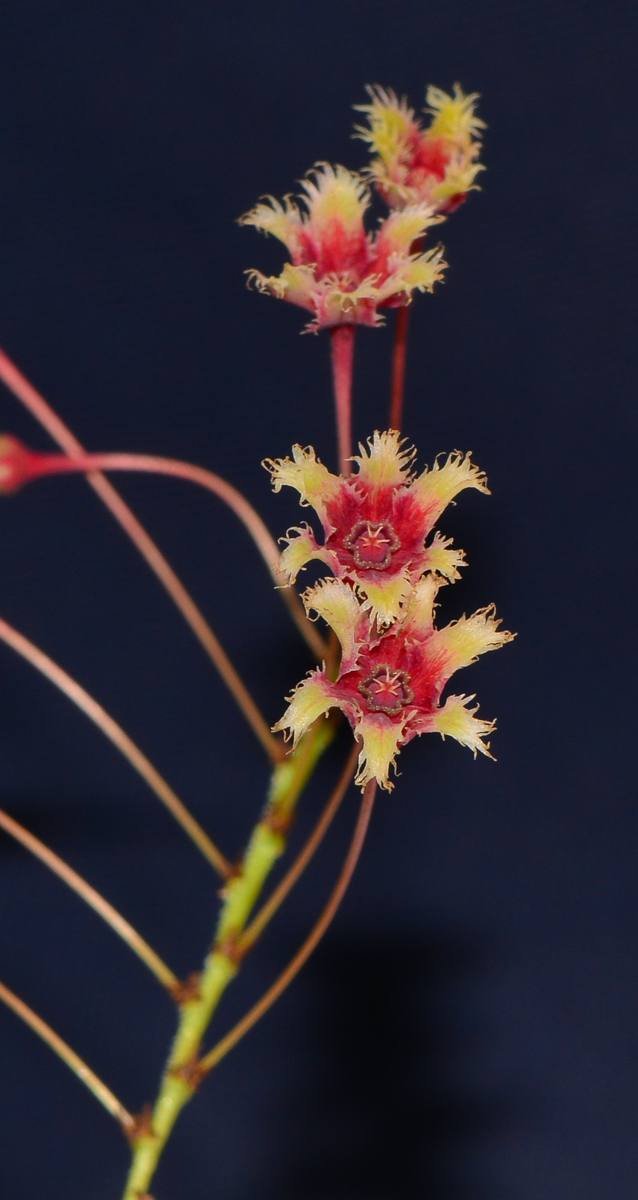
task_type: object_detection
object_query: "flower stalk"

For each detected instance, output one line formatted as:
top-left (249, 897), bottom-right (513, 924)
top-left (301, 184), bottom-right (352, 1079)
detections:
top-left (389, 305), bottom-right (410, 429)
top-left (330, 325), bottom-right (356, 475)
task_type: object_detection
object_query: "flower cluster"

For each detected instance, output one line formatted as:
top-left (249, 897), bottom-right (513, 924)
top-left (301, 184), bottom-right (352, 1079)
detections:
top-left (241, 164), bottom-right (445, 331)
top-left (240, 82), bottom-right (483, 332)
top-left (355, 83), bottom-right (485, 212)
top-left (268, 432), bottom-right (513, 790)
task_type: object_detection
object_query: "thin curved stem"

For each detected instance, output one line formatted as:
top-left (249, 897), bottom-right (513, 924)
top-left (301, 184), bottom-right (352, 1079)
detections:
top-left (237, 740), bottom-right (359, 957)
top-left (0, 615), bottom-right (232, 879)
top-left (390, 305), bottom-right (410, 431)
top-left (0, 807), bottom-right (179, 990)
top-left (200, 777), bottom-right (377, 1075)
top-left (0, 347), bottom-right (325, 686)
top-left (330, 325), bottom-right (355, 475)
top-left (6, 445), bottom-right (327, 666)
top-left (0, 977), bottom-right (135, 1132)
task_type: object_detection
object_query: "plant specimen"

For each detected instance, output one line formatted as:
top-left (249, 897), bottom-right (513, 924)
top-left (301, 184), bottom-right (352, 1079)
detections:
top-left (0, 81), bottom-right (511, 1198)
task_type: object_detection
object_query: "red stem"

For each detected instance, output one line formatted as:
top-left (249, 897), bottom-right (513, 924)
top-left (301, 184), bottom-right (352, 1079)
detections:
top-left (0, 347), bottom-right (327, 668)
top-left (330, 325), bottom-right (355, 475)
top-left (389, 305), bottom-right (410, 431)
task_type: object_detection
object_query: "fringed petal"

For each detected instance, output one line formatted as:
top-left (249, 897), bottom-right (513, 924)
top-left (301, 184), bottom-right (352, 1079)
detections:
top-left (425, 84), bottom-right (485, 144)
top-left (423, 531), bottom-right (466, 581)
top-left (316, 277), bottom-right (383, 329)
top-left (239, 196), bottom-right (304, 257)
top-left (351, 429), bottom-right (415, 489)
top-left (428, 694), bottom-right (495, 757)
top-left (278, 525), bottom-right (336, 584)
top-left (355, 568), bottom-right (413, 627)
top-left (428, 155), bottom-right (485, 207)
top-left (412, 451), bottom-right (489, 524)
top-left (272, 671), bottom-right (336, 747)
top-left (374, 205), bottom-right (442, 258)
top-left (353, 86), bottom-right (419, 171)
top-left (303, 578), bottom-right (365, 673)
top-left (354, 711), bottom-right (410, 791)
top-left (246, 263), bottom-right (318, 312)
top-left (430, 605), bottom-right (514, 673)
top-left (264, 445), bottom-right (341, 525)
top-left (377, 245), bottom-right (447, 302)
top-left (299, 164), bottom-right (370, 237)
top-left (402, 575), bottom-right (442, 637)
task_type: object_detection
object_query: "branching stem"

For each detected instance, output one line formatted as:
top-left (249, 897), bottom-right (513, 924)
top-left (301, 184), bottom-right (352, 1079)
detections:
top-left (200, 776), bottom-right (376, 1075)
top-left (121, 716), bottom-right (338, 1200)
top-left (237, 740), bottom-right (359, 956)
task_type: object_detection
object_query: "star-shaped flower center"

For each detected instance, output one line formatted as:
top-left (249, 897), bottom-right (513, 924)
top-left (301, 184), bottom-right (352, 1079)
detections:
top-left (358, 664), bottom-right (414, 717)
top-left (343, 520), bottom-right (401, 570)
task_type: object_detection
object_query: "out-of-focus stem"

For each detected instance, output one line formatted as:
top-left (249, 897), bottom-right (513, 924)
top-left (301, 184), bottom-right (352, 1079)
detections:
top-left (0, 978), bottom-right (135, 1132)
top-left (0, 807), bottom-right (179, 990)
top-left (237, 740), bottom-right (359, 956)
top-left (122, 716), bottom-right (336, 1200)
top-left (20, 448), bottom-right (326, 665)
top-left (0, 615), bottom-right (232, 879)
top-left (200, 776), bottom-right (377, 1075)
top-left (0, 347), bottom-right (326, 685)
top-left (330, 325), bottom-right (355, 475)
top-left (389, 304), bottom-right (410, 431)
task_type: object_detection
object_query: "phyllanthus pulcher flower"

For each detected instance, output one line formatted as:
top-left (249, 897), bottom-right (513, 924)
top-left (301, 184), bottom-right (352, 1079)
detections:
top-left (355, 83), bottom-right (485, 213)
top-left (265, 430), bottom-right (488, 626)
top-left (240, 163), bottom-right (446, 331)
top-left (273, 575), bottom-right (514, 791)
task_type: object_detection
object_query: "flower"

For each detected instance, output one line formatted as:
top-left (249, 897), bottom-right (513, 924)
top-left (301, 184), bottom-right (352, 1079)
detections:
top-left (273, 576), bottom-right (514, 790)
top-left (240, 163), bottom-right (446, 331)
top-left (355, 83), bottom-right (485, 213)
top-left (264, 430), bottom-right (488, 626)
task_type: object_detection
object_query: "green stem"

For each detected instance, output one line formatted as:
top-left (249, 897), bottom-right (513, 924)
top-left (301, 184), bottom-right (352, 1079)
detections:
top-left (122, 716), bottom-right (334, 1200)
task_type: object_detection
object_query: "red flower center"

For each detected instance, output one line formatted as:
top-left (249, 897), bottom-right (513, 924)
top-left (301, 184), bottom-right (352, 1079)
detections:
top-left (343, 520), bottom-right (401, 570)
top-left (358, 664), bottom-right (414, 717)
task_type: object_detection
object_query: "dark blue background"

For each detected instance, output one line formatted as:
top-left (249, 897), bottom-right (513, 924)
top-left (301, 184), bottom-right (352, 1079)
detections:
top-left (0, 2), bottom-right (635, 1197)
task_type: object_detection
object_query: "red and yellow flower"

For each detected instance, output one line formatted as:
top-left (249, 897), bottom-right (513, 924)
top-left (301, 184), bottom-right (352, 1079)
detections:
top-left (265, 430), bottom-right (488, 626)
top-left (273, 575), bottom-right (513, 790)
top-left (240, 164), bottom-right (445, 331)
top-left (355, 83), bottom-right (485, 213)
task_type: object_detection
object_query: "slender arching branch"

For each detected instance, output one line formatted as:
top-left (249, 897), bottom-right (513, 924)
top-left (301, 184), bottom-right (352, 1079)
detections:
top-left (0, 614), bottom-right (232, 879)
top-left (0, 807), bottom-right (179, 990)
top-left (0, 346), bottom-right (327, 664)
top-left (0, 978), bottom-right (135, 1133)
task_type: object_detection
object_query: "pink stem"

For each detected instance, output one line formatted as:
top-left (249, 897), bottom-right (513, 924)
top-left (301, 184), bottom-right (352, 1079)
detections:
top-left (330, 325), bottom-right (355, 476)
top-left (0, 349), bottom-right (326, 666)
top-left (25, 451), bottom-right (281, 574)
top-left (389, 305), bottom-right (410, 431)
top-left (0, 614), bottom-right (232, 878)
